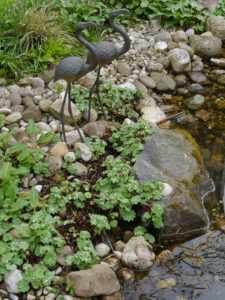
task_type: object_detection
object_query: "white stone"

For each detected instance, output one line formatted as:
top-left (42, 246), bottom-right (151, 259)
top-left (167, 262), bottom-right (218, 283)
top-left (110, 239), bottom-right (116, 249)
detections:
top-left (123, 118), bottom-right (134, 125)
top-left (114, 251), bottom-right (122, 259)
top-left (155, 41), bottom-right (168, 51)
top-left (36, 122), bottom-right (52, 132)
top-left (32, 77), bottom-right (45, 88)
top-left (118, 82), bottom-right (136, 91)
top-left (74, 143), bottom-right (92, 162)
top-left (34, 185), bottom-right (43, 193)
top-left (121, 236), bottom-right (155, 270)
top-left (5, 112), bottom-right (22, 124)
top-left (141, 106), bottom-right (166, 123)
top-left (65, 130), bottom-right (85, 147)
top-left (4, 269), bottom-right (23, 293)
top-left (64, 152), bottom-right (76, 162)
top-left (95, 243), bottom-right (111, 258)
top-left (186, 28), bottom-right (195, 37)
top-left (0, 107), bottom-right (11, 115)
top-left (161, 182), bottom-right (173, 196)
top-left (45, 293), bottom-right (56, 300)
top-left (9, 294), bottom-right (19, 300)
top-left (27, 295), bottom-right (36, 300)
top-left (1, 127), bottom-right (9, 133)
top-left (49, 120), bottom-right (59, 132)
top-left (55, 267), bottom-right (62, 275)
top-left (168, 48), bottom-right (191, 73)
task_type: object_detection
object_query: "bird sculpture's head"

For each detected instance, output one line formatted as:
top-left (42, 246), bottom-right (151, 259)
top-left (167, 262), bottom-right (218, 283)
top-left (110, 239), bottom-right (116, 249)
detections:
top-left (75, 22), bottom-right (97, 34)
top-left (109, 9), bottom-right (130, 18)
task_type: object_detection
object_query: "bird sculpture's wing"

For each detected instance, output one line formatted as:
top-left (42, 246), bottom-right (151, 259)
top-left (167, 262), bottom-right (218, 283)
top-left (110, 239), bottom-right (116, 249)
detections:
top-left (86, 41), bottom-right (118, 66)
top-left (54, 57), bottom-right (85, 81)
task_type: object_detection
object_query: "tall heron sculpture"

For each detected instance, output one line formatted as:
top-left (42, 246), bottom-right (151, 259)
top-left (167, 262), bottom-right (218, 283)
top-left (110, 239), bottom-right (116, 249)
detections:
top-left (86, 9), bottom-right (131, 122)
top-left (54, 22), bottom-right (98, 143)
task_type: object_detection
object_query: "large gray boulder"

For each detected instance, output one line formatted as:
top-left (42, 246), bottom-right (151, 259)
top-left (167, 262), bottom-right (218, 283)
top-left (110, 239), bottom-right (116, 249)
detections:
top-left (66, 264), bottom-right (120, 297)
top-left (189, 35), bottom-right (222, 58)
top-left (133, 128), bottom-right (215, 242)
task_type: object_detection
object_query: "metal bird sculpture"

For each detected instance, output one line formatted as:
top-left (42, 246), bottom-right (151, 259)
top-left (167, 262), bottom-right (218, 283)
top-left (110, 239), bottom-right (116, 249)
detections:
top-left (86, 9), bottom-right (131, 122)
top-left (54, 22), bottom-right (98, 143)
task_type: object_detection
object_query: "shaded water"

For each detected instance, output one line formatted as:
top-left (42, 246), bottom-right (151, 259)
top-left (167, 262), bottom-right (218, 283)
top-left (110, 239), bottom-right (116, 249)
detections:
top-left (123, 70), bottom-right (225, 299)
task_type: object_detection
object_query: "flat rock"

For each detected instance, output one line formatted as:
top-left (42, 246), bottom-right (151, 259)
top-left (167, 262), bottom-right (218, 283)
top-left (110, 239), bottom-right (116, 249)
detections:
top-left (139, 75), bottom-right (156, 89)
top-left (5, 112), bottom-right (22, 124)
top-left (141, 106), bottom-right (166, 123)
top-left (66, 264), bottom-right (120, 297)
top-left (189, 72), bottom-right (207, 84)
top-left (210, 58), bottom-right (225, 67)
top-left (133, 80), bottom-right (148, 95)
top-left (4, 270), bottom-right (23, 293)
top-left (151, 73), bottom-right (176, 91)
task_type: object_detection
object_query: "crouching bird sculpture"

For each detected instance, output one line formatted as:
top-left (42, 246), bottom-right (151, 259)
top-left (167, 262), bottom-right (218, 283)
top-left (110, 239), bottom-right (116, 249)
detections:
top-left (86, 9), bottom-right (131, 122)
top-left (54, 22), bottom-right (98, 143)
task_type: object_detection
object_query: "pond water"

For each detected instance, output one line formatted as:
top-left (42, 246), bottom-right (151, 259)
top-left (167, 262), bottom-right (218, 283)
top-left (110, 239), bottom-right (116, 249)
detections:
top-left (123, 72), bottom-right (225, 299)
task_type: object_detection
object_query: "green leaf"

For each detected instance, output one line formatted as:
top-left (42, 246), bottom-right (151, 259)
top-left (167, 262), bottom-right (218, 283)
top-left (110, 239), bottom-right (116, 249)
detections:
top-left (26, 119), bottom-right (40, 137)
top-left (11, 198), bottom-right (28, 212)
top-left (7, 143), bottom-right (28, 154)
top-left (144, 233), bottom-right (155, 244)
top-left (30, 187), bottom-right (39, 210)
top-left (0, 162), bottom-right (12, 181)
top-left (37, 132), bottom-right (55, 144)
top-left (13, 225), bottom-right (31, 238)
top-left (134, 226), bottom-right (147, 236)
top-left (18, 279), bottom-right (30, 292)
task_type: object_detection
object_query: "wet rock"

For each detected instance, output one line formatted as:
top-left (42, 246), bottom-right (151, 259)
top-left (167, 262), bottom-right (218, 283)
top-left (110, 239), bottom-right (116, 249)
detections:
top-left (66, 264), bottom-right (120, 297)
top-left (95, 243), bottom-right (111, 258)
top-left (184, 94), bottom-right (205, 110)
top-left (84, 108), bottom-right (98, 122)
top-left (133, 128), bottom-right (214, 241)
top-left (174, 74), bottom-right (187, 86)
top-left (4, 270), bottom-right (23, 293)
top-left (74, 143), bottom-right (92, 162)
top-left (100, 291), bottom-right (123, 300)
top-left (7, 93), bottom-right (21, 105)
top-left (117, 268), bottom-right (134, 282)
top-left (22, 105), bottom-right (42, 122)
top-left (216, 74), bottom-right (225, 85)
top-left (189, 35), bottom-right (222, 58)
top-left (104, 257), bottom-right (119, 271)
top-left (139, 75), bottom-right (156, 89)
top-left (151, 73), bottom-right (176, 91)
top-left (117, 62), bottom-right (131, 76)
top-left (156, 249), bottom-right (172, 261)
top-left (50, 142), bottom-right (69, 157)
top-left (114, 240), bottom-right (125, 252)
top-left (47, 156), bottom-right (63, 171)
top-left (50, 96), bottom-right (81, 125)
top-left (177, 88), bottom-right (188, 96)
top-left (121, 236), bottom-right (155, 270)
top-left (141, 106), bottom-right (166, 123)
top-left (189, 72), bottom-right (207, 84)
top-left (195, 109), bottom-right (210, 121)
top-left (206, 15), bottom-right (225, 40)
top-left (83, 120), bottom-right (110, 138)
top-left (133, 80), bottom-right (148, 95)
top-left (210, 58), bottom-right (225, 67)
top-left (171, 30), bottom-right (188, 43)
top-left (168, 48), bottom-right (191, 73)
top-left (56, 245), bottom-right (74, 266)
top-left (188, 83), bottom-right (204, 94)
top-left (5, 112), bottom-right (22, 124)
top-left (156, 278), bottom-right (176, 289)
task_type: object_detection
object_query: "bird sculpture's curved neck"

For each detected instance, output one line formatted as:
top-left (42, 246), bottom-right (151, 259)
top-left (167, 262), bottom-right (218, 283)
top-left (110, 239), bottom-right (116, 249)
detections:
top-left (109, 14), bottom-right (130, 57)
top-left (76, 29), bottom-right (98, 73)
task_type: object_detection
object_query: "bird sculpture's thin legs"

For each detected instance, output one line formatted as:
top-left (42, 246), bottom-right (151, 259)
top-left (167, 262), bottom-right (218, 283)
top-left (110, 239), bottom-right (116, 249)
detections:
top-left (68, 82), bottom-right (84, 143)
top-left (88, 66), bottom-right (106, 122)
top-left (60, 86), bottom-right (68, 143)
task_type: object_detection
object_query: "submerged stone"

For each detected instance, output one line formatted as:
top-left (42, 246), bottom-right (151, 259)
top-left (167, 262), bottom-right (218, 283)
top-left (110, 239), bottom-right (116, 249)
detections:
top-left (133, 128), bottom-right (215, 242)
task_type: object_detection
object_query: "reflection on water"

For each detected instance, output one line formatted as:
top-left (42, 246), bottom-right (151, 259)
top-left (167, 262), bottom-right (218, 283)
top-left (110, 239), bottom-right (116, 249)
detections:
top-left (123, 227), bottom-right (225, 300)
